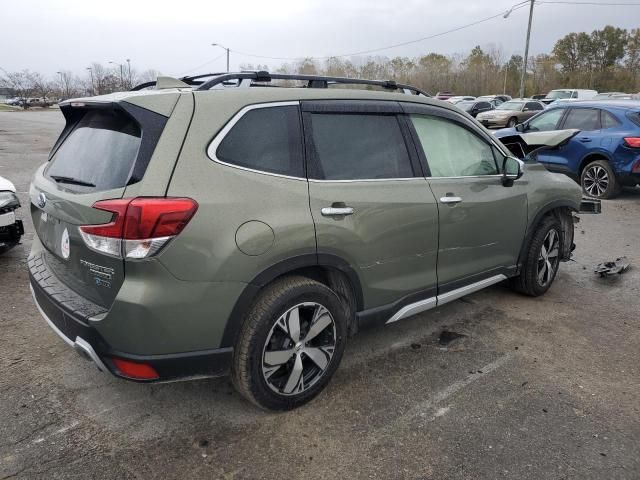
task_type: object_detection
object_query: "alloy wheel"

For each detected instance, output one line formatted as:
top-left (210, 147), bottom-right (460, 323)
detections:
top-left (536, 228), bottom-right (560, 287)
top-left (261, 302), bottom-right (336, 396)
top-left (583, 165), bottom-right (609, 197)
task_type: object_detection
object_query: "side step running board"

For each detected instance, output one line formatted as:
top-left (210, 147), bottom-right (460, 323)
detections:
top-left (386, 274), bottom-right (507, 324)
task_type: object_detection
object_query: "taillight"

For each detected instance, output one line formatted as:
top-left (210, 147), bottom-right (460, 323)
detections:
top-left (79, 197), bottom-right (198, 259)
top-left (624, 137), bottom-right (640, 148)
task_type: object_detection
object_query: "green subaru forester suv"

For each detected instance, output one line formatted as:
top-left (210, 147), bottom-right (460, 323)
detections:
top-left (29, 72), bottom-right (585, 410)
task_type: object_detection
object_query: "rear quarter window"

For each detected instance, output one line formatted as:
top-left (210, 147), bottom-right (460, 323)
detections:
top-left (214, 105), bottom-right (304, 178)
top-left (46, 110), bottom-right (141, 191)
top-left (627, 111), bottom-right (640, 127)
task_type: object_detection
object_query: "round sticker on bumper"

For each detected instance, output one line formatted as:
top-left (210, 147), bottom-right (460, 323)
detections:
top-left (61, 228), bottom-right (70, 259)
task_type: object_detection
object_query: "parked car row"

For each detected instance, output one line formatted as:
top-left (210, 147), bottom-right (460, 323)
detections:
top-left (4, 97), bottom-right (54, 107)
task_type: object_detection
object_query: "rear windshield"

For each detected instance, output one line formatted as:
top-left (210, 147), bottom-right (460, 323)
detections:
top-left (546, 90), bottom-right (572, 100)
top-left (46, 110), bottom-right (141, 191)
top-left (456, 101), bottom-right (475, 111)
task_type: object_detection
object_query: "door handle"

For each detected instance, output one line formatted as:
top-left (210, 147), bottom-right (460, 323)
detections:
top-left (440, 196), bottom-right (462, 204)
top-left (321, 206), bottom-right (354, 217)
top-left (579, 137), bottom-right (592, 143)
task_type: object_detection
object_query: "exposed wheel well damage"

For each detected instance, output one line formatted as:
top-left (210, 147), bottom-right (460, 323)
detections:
top-left (518, 205), bottom-right (577, 271)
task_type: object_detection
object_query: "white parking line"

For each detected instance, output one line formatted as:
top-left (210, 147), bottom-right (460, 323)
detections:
top-left (374, 354), bottom-right (512, 437)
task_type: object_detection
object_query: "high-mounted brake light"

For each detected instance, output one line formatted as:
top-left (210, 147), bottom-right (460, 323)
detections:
top-left (624, 137), bottom-right (640, 148)
top-left (79, 197), bottom-right (198, 259)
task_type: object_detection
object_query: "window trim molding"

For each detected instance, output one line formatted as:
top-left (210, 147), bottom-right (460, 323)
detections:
top-left (206, 100), bottom-right (306, 181)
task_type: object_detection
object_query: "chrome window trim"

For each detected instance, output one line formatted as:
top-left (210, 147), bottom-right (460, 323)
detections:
top-left (426, 174), bottom-right (503, 180)
top-left (308, 177), bottom-right (422, 184)
top-left (206, 101), bottom-right (306, 181)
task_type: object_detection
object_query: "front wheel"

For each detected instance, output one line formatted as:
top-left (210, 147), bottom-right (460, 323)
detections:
top-left (580, 159), bottom-right (621, 199)
top-left (507, 117), bottom-right (518, 128)
top-left (231, 276), bottom-right (348, 411)
top-left (511, 216), bottom-right (562, 297)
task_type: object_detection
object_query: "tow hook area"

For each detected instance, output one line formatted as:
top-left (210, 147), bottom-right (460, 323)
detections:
top-left (579, 196), bottom-right (602, 214)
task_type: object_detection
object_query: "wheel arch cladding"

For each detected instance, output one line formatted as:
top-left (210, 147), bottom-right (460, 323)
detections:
top-left (220, 254), bottom-right (363, 348)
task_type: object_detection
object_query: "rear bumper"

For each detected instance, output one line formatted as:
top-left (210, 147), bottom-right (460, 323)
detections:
top-left (29, 272), bottom-right (233, 382)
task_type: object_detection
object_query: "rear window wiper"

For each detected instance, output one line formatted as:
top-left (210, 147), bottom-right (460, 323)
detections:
top-left (50, 175), bottom-right (96, 187)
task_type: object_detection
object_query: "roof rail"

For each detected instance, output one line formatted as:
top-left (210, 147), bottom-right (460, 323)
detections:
top-left (131, 71), bottom-right (430, 96)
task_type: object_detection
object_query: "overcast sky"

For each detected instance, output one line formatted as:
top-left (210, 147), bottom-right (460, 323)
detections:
top-left (1, 0), bottom-right (638, 77)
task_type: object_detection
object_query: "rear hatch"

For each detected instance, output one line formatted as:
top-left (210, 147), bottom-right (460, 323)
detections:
top-left (30, 101), bottom-right (167, 308)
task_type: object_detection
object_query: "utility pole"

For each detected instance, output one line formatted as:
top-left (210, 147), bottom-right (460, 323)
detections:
top-left (503, 63), bottom-right (508, 95)
top-left (519, 0), bottom-right (535, 99)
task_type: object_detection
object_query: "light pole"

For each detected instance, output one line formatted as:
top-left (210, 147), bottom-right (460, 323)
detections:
top-left (212, 43), bottom-right (230, 72)
top-left (503, 63), bottom-right (509, 95)
top-left (86, 67), bottom-right (95, 95)
top-left (109, 61), bottom-right (125, 90)
top-left (126, 59), bottom-right (131, 88)
top-left (56, 71), bottom-right (65, 99)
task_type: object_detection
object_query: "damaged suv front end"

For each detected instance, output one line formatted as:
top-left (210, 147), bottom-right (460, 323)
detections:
top-left (494, 129), bottom-right (602, 215)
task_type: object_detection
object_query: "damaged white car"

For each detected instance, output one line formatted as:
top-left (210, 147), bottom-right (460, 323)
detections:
top-left (0, 176), bottom-right (24, 254)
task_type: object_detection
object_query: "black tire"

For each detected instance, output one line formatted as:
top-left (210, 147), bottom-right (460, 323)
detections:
top-left (580, 159), bottom-right (621, 199)
top-left (231, 276), bottom-right (348, 411)
top-left (507, 117), bottom-right (518, 128)
top-left (511, 216), bottom-right (562, 297)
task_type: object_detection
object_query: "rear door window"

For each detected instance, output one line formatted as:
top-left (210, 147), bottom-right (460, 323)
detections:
top-left (562, 108), bottom-right (601, 131)
top-left (215, 105), bottom-right (304, 178)
top-left (307, 113), bottom-right (413, 180)
top-left (46, 110), bottom-right (141, 191)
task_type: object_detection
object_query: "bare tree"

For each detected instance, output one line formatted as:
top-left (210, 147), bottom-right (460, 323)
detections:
top-left (0, 70), bottom-right (35, 107)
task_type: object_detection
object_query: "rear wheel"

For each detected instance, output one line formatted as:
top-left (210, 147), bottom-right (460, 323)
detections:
top-left (231, 276), bottom-right (347, 411)
top-left (511, 216), bottom-right (562, 297)
top-left (507, 117), bottom-right (518, 128)
top-left (581, 159), bottom-right (621, 199)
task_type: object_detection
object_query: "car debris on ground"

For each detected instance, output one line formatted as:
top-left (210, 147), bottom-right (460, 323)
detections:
top-left (594, 257), bottom-right (630, 277)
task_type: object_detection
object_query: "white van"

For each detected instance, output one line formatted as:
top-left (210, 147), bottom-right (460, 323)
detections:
top-left (541, 89), bottom-right (598, 104)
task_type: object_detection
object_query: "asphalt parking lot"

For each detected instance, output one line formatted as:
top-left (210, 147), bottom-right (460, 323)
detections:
top-left (1, 109), bottom-right (639, 480)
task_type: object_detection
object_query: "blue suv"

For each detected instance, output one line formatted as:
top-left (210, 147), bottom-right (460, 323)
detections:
top-left (495, 100), bottom-right (640, 198)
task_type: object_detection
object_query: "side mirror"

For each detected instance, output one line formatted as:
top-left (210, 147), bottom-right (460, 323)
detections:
top-left (515, 123), bottom-right (526, 132)
top-left (502, 156), bottom-right (524, 187)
